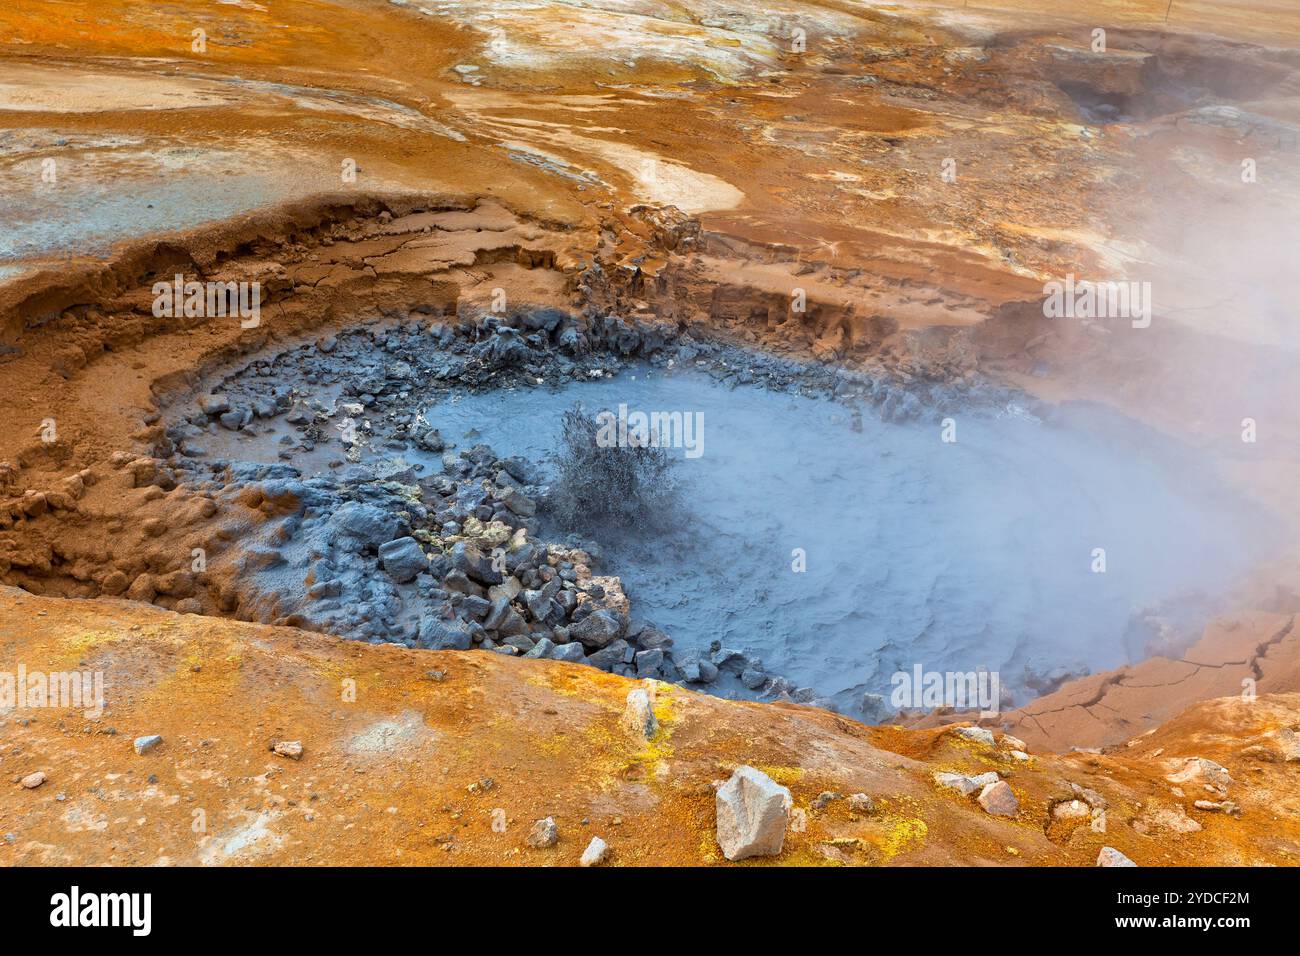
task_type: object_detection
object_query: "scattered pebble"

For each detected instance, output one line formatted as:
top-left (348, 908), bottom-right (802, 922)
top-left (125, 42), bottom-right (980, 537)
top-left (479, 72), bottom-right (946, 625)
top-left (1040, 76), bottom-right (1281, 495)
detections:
top-left (526, 817), bottom-right (558, 848)
top-left (1097, 846), bottom-right (1137, 867)
top-left (272, 740), bottom-right (304, 760)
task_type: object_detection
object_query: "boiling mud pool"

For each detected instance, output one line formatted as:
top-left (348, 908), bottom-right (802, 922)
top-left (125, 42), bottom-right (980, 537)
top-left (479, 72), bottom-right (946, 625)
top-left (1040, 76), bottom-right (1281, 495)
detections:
top-left (424, 365), bottom-right (1277, 710)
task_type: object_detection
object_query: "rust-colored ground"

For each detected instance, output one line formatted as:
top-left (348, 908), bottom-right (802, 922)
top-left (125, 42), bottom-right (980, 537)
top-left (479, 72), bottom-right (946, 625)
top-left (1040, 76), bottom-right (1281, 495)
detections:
top-left (2, 1), bottom-right (1299, 865)
top-left (3, 586), bottom-right (1298, 866)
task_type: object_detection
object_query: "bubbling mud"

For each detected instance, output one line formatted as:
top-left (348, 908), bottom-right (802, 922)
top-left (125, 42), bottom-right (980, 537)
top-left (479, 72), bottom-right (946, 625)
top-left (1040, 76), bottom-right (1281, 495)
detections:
top-left (181, 318), bottom-right (1282, 715)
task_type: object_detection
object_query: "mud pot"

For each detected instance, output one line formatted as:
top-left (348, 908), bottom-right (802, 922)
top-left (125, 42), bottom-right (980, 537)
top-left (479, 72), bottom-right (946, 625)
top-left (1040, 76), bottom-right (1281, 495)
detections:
top-left (147, 314), bottom-right (1283, 715)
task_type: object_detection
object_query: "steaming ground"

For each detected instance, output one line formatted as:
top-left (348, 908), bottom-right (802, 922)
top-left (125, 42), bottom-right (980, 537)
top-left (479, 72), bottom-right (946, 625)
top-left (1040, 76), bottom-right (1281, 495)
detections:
top-left (421, 367), bottom-right (1278, 710)
top-left (197, 341), bottom-right (1280, 713)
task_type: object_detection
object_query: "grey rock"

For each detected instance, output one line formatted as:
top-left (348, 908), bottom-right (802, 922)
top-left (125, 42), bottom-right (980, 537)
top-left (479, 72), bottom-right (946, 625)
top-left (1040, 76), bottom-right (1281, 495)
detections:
top-left (710, 646), bottom-right (746, 671)
top-left (571, 609), bottom-right (626, 648)
top-left (677, 655), bottom-right (718, 684)
top-left (499, 486), bottom-right (537, 517)
top-left (378, 536), bottom-right (427, 584)
top-left (501, 634), bottom-right (536, 654)
top-left (198, 394), bottom-right (230, 415)
top-left (586, 639), bottom-right (629, 672)
top-left (334, 503), bottom-right (401, 550)
top-left (523, 637), bottom-right (555, 659)
top-left (634, 648), bottom-right (665, 678)
top-left (549, 641), bottom-right (587, 664)
top-left (483, 597), bottom-right (527, 636)
top-left (418, 617), bottom-right (472, 650)
top-left (450, 540), bottom-right (503, 585)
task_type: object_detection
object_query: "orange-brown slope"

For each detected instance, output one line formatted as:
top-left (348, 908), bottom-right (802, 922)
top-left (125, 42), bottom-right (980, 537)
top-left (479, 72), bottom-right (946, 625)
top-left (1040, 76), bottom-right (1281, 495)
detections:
top-left (2, 586), bottom-right (1298, 866)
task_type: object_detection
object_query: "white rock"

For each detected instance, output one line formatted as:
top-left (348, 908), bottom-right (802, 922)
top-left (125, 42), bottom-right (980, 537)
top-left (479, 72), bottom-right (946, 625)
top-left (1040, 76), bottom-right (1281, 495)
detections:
top-left (133, 734), bottom-right (163, 756)
top-left (1001, 734), bottom-right (1028, 752)
top-left (1097, 846), bottom-right (1137, 867)
top-left (1276, 728), bottom-right (1300, 762)
top-left (934, 772), bottom-right (979, 796)
top-left (273, 740), bottom-right (303, 760)
top-left (1052, 799), bottom-right (1091, 821)
top-left (20, 771), bottom-right (46, 789)
top-left (1165, 756), bottom-right (1233, 787)
top-left (622, 688), bottom-right (658, 739)
top-left (580, 836), bottom-right (608, 867)
top-left (955, 726), bottom-right (995, 747)
top-left (715, 765), bottom-right (792, 861)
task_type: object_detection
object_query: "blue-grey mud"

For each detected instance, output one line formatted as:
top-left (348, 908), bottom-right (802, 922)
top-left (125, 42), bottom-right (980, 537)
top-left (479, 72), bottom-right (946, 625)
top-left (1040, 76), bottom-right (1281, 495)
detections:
top-left (170, 316), bottom-right (1282, 716)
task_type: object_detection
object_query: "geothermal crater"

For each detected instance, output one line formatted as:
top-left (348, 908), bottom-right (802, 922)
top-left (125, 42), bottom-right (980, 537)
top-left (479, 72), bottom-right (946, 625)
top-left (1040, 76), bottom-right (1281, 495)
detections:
top-left (159, 312), bottom-right (1277, 715)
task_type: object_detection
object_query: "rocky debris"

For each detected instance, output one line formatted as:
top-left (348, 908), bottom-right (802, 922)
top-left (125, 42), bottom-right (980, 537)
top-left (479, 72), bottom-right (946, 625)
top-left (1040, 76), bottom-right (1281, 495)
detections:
top-left (811, 791), bottom-right (841, 810)
top-left (848, 793), bottom-right (876, 815)
top-left (378, 537), bottom-right (427, 583)
top-left (1097, 846), bottom-right (1137, 867)
top-left (334, 502), bottom-right (402, 551)
top-left (1165, 756), bottom-right (1233, 788)
top-left (1052, 799), bottom-right (1091, 821)
top-left (715, 765), bottom-right (792, 861)
top-left (860, 692), bottom-right (895, 722)
top-left (139, 319), bottom-right (925, 708)
top-left (934, 770), bottom-right (1000, 797)
top-left (954, 725), bottom-right (995, 747)
top-left (571, 608), bottom-right (626, 648)
top-left (580, 836), bottom-right (609, 867)
top-left (20, 771), bottom-right (46, 789)
top-left (676, 653), bottom-right (718, 684)
top-left (197, 394), bottom-right (230, 416)
top-left (1193, 799), bottom-right (1240, 815)
top-left (526, 817), bottom-right (558, 849)
top-left (622, 687), bottom-right (658, 739)
top-left (133, 734), bottom-right (163, 755)
top-left (1134, 803), bottom-right (1202, 835)
top-left (272, 740), bottom-right (304, 760)
top-left (977, 781), bottom-right (1019, 817)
